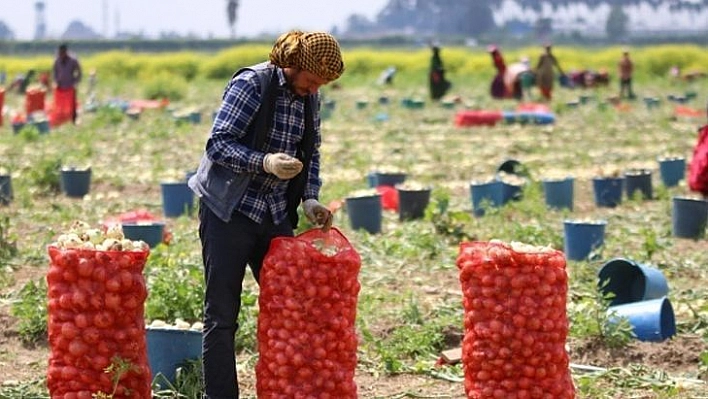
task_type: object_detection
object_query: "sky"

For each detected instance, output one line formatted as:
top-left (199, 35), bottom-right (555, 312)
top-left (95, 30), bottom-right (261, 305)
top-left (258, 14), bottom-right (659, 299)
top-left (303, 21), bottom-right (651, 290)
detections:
top-left (0, 0), bottom-right (390, 40)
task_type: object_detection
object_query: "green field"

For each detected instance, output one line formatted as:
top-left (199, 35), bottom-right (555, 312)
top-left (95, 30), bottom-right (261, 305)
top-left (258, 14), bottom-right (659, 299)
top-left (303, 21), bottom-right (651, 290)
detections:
top-left (0, 44), bottom-right (707, 398)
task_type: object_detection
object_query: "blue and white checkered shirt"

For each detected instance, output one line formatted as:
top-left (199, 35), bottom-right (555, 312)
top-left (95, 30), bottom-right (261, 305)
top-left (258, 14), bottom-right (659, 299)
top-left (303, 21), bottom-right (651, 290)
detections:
top-left (205, 67), bottom-right (322, 225)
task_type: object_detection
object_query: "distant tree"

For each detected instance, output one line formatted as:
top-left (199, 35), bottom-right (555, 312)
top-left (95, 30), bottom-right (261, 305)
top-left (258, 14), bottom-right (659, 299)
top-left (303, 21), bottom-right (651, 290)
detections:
top-left (606, 4), bottom-right (629, 41)
top-left (345, 14), bottom-right (376, 34)
top-left (0, 20), bottom-right (14, 40)
top-left (62, 20), bottom-right (101, 40)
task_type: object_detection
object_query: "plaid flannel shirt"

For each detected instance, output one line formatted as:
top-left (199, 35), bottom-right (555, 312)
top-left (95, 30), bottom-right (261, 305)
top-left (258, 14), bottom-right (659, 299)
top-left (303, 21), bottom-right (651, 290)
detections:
top-left (205, 67), bottom-right (322, 225)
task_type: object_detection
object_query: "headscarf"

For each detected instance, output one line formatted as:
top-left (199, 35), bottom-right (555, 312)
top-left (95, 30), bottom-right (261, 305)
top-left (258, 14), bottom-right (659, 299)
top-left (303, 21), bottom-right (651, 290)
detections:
top-left (269, 30), bottom-right (345, 82)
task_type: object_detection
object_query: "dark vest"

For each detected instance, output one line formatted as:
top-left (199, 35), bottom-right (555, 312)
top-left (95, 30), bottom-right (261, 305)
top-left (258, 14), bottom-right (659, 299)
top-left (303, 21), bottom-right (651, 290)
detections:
top-left (188, 62), bottom-right (317, 226)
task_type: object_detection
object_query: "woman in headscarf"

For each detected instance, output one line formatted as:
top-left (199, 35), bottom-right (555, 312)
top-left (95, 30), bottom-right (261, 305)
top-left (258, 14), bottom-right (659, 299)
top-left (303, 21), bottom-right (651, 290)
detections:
top-left (535, 44), bottom-right (564, 101)
top-left (429, 45), bottom-right (451, 100)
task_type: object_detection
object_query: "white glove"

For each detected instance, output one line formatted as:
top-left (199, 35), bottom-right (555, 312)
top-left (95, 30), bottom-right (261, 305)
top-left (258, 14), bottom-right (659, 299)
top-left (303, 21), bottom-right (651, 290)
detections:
top-left (302, 199), bottom-right (333, 231)
top-left (263, 153), bottom-right (303, 180)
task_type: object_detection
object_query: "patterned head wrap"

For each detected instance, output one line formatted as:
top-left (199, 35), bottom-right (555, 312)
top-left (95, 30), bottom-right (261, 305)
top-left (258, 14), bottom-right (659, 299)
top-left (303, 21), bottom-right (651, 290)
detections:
top-left (269, 30), bottom-right (345, 82)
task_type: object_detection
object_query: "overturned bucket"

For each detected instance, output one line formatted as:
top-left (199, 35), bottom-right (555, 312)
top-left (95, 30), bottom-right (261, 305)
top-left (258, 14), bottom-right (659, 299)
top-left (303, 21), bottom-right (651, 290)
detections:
top-left (607, 296), bottom-right (676, 342)
top-left (598, 258), bottom-right (669, 305)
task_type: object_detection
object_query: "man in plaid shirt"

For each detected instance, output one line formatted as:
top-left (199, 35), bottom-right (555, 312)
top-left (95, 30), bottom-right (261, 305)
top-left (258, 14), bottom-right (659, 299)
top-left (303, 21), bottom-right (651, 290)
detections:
top-left (188, 30), bottom-right (344, 398)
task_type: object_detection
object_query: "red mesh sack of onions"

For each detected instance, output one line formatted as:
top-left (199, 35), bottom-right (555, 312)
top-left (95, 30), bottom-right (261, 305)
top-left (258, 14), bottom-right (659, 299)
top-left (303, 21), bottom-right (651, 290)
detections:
top-left (46, 221), bottom-right (152, 399)
top-left (256, 227), bottom-right (361, 398)
top-left (456, 240), bottom-right (575, 399)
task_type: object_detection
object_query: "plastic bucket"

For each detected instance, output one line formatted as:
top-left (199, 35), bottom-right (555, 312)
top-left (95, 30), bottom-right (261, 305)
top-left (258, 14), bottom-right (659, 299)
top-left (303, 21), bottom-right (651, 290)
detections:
top-left (598, 258), bottom-right (669, 305)
top-left (375, 172), bottom-right (407, 187)
top-left (161, 182), bottom-right (194, 218)
top-left (0, 175), bottom-right (12, 205)
top-left (607, 297), bottom-right (676, 342)
top-left (60, 168), bottom-right (91, 198)
top-left (624, 169), bottom-right (653, 200)
top-left (345, 195), bottom-right (382, 234)
top-left (543, 177), bottom-right (574, 210)
top-left (12, 122), bottom-right (25, 134)
top-left (122, 222), bottom-right (165, 248)
top-left (658, 157), bottom-right (685, 187)
top-left (672, 196), bottom-right (708, 239)
top-left (592, 177), bottom-right (624, 207)
top-left (496, 159), bottom-right (530, 177)
top-left (397, 188), bottom-right (431, 221)
top-left (189, 111), bottom-right (201, 124)
top-left (563, 219), bottom-right (606, 261)
top-left (470, 180), bottom-right (504, 217)
top-left (33, 120), bottom-right (50, 134)
top-left (146, 328), bottom-right (202, 384)
top-left (366, 172), bottom-right (378, 188)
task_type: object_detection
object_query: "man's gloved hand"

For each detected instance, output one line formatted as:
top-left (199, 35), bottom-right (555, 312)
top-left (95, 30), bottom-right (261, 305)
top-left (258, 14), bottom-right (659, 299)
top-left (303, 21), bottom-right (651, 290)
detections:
top-left (302, 199), bottom-right (333, 231)
top-left (263, 153), bottom-right (303, 180)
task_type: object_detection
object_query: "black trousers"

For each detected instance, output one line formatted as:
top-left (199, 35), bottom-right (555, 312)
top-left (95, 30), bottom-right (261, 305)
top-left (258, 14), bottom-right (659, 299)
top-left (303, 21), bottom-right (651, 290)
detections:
top-left (198, 201), bottom-right (293, 398)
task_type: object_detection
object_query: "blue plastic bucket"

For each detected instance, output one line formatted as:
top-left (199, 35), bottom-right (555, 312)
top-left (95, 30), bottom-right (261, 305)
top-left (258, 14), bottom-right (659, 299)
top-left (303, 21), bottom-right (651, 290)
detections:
top-left (161, 182), bottom-right (194, 218)
top-left (122, 222), bottom-right (165, 248)
top-left (60, 168), bottom-right (91, 198)
top-left (672, 196), bottom-right (708, 239)
top-left (189, 111), bottom-right (201, 124)
top-left (624, 169), bottom-right (653, 200)
top-left (366, 172), bottom-right (378, 188)
top-left (497, 179), bottom-right (524, 204)
top-left (146, 328), bottom-right (202, 384)
top-left (607, 296), bottom-right (676, 342)
top-left (375, 172), bottom-right (407, 187)
top-left (598, 258), bottom-right (669, 305)
top-left (563, 219), bottom-right (606, 261)
top-left (470, 180), bottom-right (504, 217)
top-left (345, 195), bottom-right (382, 234)
top-left (12, 122), bottom-right (25, 134)
top-left (33, 120), bottom-right (50, 134)
top-left (592, 177), bottom-right (623, 207)
top-left (658, 157), bottom-right (685, 187)
top-left (397, 188), bottom-right (431, 221)
top-left (0, 175), bottom-right (12, 205)
top-left (542, 177), bottom-right (574, 211)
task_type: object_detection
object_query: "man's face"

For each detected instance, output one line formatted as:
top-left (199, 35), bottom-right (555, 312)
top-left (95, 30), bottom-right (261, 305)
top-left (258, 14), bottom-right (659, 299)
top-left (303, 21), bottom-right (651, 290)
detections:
top-left (287, 68), bottom-right (328, 97)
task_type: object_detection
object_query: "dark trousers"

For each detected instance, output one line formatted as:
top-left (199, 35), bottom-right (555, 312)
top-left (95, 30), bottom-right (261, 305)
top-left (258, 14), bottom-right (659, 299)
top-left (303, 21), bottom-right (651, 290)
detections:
top-left (620, 78), bottom-right (634, 98)
top-left (198, 202), bottom-right (293, 399)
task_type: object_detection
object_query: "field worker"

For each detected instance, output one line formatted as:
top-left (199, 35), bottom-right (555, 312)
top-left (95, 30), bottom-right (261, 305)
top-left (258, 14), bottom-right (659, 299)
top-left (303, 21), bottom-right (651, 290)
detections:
top-left (188, 30), bottom-right (343, 398)
top-left (53, 43), bottom-right (82, 124)
top-left (429, 44), bottom-right (451, 100)
top-left (535, 44), bottom-right (564, 101)
top-left (618, 49), bottom-right (635, 99)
